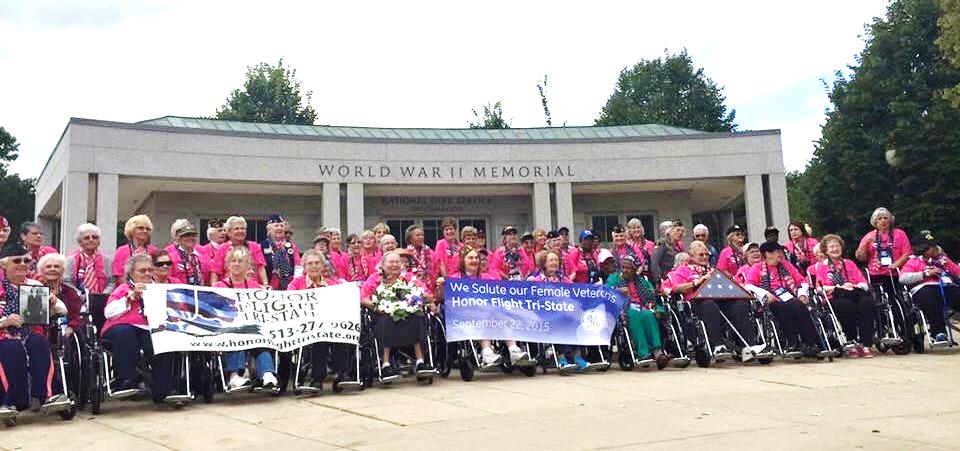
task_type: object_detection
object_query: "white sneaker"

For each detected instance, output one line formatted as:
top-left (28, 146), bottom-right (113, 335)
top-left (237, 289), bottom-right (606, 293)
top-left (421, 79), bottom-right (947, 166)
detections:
top-left (509, 346), bottom-right (529, 365)
top-left (228, 374), bottom-right (251, 391)
top-left (261, 372), bottom-right (279, 390)
top-left (481, 347), bottom-right (501, 366)
top-left (0, 405), bottom-right (16, 419)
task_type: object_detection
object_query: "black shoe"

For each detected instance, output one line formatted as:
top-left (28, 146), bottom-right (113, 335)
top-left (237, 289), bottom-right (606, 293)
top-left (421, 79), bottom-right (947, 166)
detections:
top-left (415, 362), bottom-right (435, 375)
top-left (380, 364), bottom-right (399, 381)
top-left (114, 380), bottom-right (140, 399)
top-left (332, 378), bottom-right (343, 394)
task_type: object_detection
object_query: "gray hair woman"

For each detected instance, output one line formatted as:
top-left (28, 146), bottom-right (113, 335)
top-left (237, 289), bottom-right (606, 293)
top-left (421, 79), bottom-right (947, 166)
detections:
top-left (65, 223), bottom-right (112, 295)
top-left (650, 219), bottom-right (686, 282)
top-left (209, 216), bottom-right (268, 286)
top-left (855, 207), bottom-right (911, 295)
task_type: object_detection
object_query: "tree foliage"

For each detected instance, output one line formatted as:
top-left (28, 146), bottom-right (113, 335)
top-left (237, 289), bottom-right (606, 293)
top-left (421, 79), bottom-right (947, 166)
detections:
top-left (785, 170), bottom-right (814, 225)
top-left (938, 0), bottom-right (960, 105)
top-left (215, 59), bottom-right (318, 125)
top-left (808, 0), bottom-right (960, 255)
top-left (537, 75), bottom-right (552, 127)
top-left (0, 127), bottom-right (35, 227)
top-left (469, 101), bottom-right (511, 129)
top-left (596, 50), bottom-right (736, 132)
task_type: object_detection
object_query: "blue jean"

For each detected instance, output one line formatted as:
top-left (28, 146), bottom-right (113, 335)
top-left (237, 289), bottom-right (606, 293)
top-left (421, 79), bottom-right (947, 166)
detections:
top-left (224, 350), bottom-right (275, 378)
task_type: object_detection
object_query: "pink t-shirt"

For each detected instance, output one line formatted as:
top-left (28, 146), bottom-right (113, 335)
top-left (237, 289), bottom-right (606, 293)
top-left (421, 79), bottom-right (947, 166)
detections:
top-left (811, 258), bottom-right (868, 299)
top-left (786, 237), bottom-right (820, 267)
top-left (210, 241), bottom-right (267, 278)
top-left (338, 252), bottom-right (376, 282)
top-left (166, 244), bottom-right (211, 286)
top-left (744, 261), bottom-right (806, 293)
top-left (112, 243), bottom-right (158, 279)
top-left (900, 255), bottom-right (960, 292)
top-left (716, 246), bottom-right (743, 276)
top-left (213, 278), bottom-right (263, 289)
top-left (858, 228), bottom-right (910, 276)
top-left (360, 273), bottom-right (428, 300)
top-left (101, 283), bottom-right (148, 336)
top-left (287, 274), bottom-right (345, 290)
top-left (448, 271), bottom-right (500, 281)
top-left (573, 247), bottom-right (602, 283)
top-left (490, 245), bottom-right (534, 280)
top-left (665, 264), bottom-right (710, 301)
top-left (433, 238), bottom-right (462, 277)
top-left (526, 272), bottom-right (571, 283)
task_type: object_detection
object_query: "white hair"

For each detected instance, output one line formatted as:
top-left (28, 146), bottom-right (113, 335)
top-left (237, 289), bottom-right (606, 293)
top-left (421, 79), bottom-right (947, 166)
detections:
top-left (324, 227), bottom-right (342, 236)
top-left (693, 224), bottom-right (709, 235)
top-left (170, 218), bottom-right (191, 241)
top-left (37, 253), bottom-right (68, 274)
top-left (224, 216), bottom-right (247, 231)
top-left (124, 253), bottom-right (154, 280)
top-left (74, 223), bottom-right (102, 243)
top-left (673, 252), bottom-right (690, 268)
top-left (869, 207), bottom-right (894, 228)
top-left (206, 225), bottom-right (220, 241)
top-left (658, 220), bottom-right (674, 239)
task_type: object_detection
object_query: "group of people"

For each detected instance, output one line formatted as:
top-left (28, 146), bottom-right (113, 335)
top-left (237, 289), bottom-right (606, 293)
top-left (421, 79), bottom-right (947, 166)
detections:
top-left (0, 205), bottom-right (958, 421)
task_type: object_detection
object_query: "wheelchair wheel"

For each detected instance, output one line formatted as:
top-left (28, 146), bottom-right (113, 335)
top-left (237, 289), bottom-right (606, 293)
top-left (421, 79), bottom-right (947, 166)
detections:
top-left (757, 356), bottom-right (774, 365)
top-left (520, 365), bottom-right (536, 377)
top-left (617, 350), bottom-right (635, 371)
top-left (891, 341), bottom-right (912, 355)
top-left (694, 347), bottom-right (711, 368)
top-left (89, 352), bottom-right (104, 415)
top-left (459, 357), bottom-right (475, 381)
top-left (59, 392), bottom-right (78, 421)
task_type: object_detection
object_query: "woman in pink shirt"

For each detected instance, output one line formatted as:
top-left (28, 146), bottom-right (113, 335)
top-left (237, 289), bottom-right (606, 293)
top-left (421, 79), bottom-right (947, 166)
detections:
top-left (65, 223), bottom-right (111, 295)
top-left (337, 234), bottom-right (374, 283)
top-left (359, 230), bottom-right (382, 274)
top-left (814, 234), bottom-right (874, 357)
top-left (626, 218), bottom-right (655, 256)
top-left (716, 224), bottom-right (747, 277)
top-left (609, 225), bottom-right (645, 275)
top-left (101, 253), bottom-right (173, 399)
top-left (111, 215), bottom-right (157, 284)
top-left (209, 216), bottom-right (268, 286)
top-left (404, 225), bottom-right (435, 282)
top-left (527, 250), bottom-right (586, 372)
top-left (491, 226), bottom-right (532, 281)
top-left (735, 242), bottom-right (762, 284)
top-left (899, 232), bottom-right (960, 345)
top-left (324, 227), bottom-right (344, 262)
top-left (745, 242), bottom-right (818, 355)
top-left (855, 207), bottom-right (911, 295)
top-left (198, 219), bottom-right (227, 263)
top-left (432, 218), bottom-right (460, 278)
top-left (166, 219), bottom-right (209, 286)
top-left (18, 221), bottom-right (59, 279)
top-left (785, 221), bottom-right (819, 274)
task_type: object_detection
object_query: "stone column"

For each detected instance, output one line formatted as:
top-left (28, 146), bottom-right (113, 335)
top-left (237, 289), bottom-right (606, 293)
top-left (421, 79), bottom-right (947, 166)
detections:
top-left (767, 172), bottom-right (791, 236)
top-left (346, 183), bottom-right (364, 235)
top-left (554, 182), bottom-right (574, 233)
top-left (96, 173), bottom-right (120, 255)
top-left (322, 182), bottom-right (341, 231)
top-left (532, 182), bottom-right (552, 231)
top-left (744, 174), bottom-right (767, 241)
top-left (60, 171), bottom-right (89, 253)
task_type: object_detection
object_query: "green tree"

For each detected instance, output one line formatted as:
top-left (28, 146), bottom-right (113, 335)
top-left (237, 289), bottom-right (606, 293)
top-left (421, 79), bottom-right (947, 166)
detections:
top-left (0, 127), bottom-right (36, 228)
top-left (537, 75), bottom-right (552, 127)
top-left (938, 0), bottom-right (960, 105)
top-left (215, 59), bottom-right (318, 125)
top-left (469, 101), bottom-right (511, 129)
top-left (785, 170), bottom-right (814, 224)
top-left (596, 50), bottom-right (737, 132)
top-left (808, 0), bottom-right (960, 254)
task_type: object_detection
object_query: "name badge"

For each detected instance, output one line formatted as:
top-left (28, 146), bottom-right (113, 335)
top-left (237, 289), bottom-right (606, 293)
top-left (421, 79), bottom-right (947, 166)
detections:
top-left (774, 287), bottom-right (794, 302)
top-left (879, 249), bottom-right (892, 266)
top-left (941, 275), bottom-right (953, 285)
top-left (263, 248), bottom-right (273, 255)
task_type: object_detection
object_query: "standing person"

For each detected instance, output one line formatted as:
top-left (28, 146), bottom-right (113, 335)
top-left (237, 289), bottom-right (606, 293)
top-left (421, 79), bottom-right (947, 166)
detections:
top-left (545, 230), bottom-right (581, 278)
top-left (359, 230), bottom-right (382, 275)
top-left (745, 242), bottom-right (819, 356)
top-left (527, 250), bottom-right (586, 372)
top-left (337, 234), bottom-right (374, 283)
top-left (532, 228), bottom-right (547, 254)
top-left (855, 207), bottom-right (911, 295)
top-left (716, 225), bottom-right (747, 277)
top-left (692, 224), bottom-right (719, 267)
top-left (65, 223), bottom-right (111, 295)
top-left (650, 219), bottom-right (686, 283)
top-left (0, 216), bottom-right (10, 249)
top-left (609, 225), bottom-right (644, 274)
top-left (111, 215), bottom-right (157, 284)
top-left (735, 243), bottom-right (762, 284)
top-left (491, 226), bottom-right (532, 281)
top-left (151, 250), bottom-right (174, 284)
top-left (607, 255), bottom-right (666, 366)
top-left (209, 216), bottom-right (268, 286)
top-left (0, 243), bottom-right (71, 416)
top-left (215, 247), bottom-right (277, 390)
top-left (261, 214), bottom-right (301, 290)
top-left (626, 218), bottom-right (656, 256)
top-left (18, 222), bottom-right (58, 278)
top-left (326, 227), bottom-right (344, 262)
top-left (576, 229), bottom-right (602, 284)
top-left (404, 225), bottom-right (435, 281)
top-left (166, 220), bottom-right (209, 286)
top-left (899, 232), bottom-right (960, 345)
top-left (764, 227), bottom-right (781, 245)
top-left (785, 221), bottom-right (819, 274)
top-left (371, 222), bottom-right (391, 247)
top-left (814, 234), bottom-right (875, 357)
top-left (198, 219), bottom-right (226, 264)
top-left (433, 218), bottom-right (460, 278)
top-left (460, 226), bottom-right (482, 251)
top-left (520, 232), bottom-right (537, 273)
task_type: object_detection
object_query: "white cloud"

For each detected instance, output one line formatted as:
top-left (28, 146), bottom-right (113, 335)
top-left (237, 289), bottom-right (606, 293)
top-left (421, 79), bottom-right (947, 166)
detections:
top-left (0, 0), bottom-right (889, 179)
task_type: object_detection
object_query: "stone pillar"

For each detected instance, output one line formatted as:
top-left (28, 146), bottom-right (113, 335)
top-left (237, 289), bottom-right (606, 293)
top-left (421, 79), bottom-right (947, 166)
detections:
top-left (532, 183), bottom-right (552, 231)
top-left (60, 171), bottom-right (89, 253)
top-left (767, 172), bottom-right (790, 236)
top-left (346, 183), bottom-right (364, 235)
top-left (744, 174), bottom-right (767, 242)
top-left (322, 182), bottom-right (341, 231)
top-left (96, 173), bottom-right (119, 255)
top-left (554, 182), bottom-right (574, 234)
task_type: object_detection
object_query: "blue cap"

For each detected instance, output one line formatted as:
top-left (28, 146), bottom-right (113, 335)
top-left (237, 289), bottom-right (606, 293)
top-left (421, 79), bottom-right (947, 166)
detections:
top-left (266, 214), bottom-right (286, 225)
top-left (579, 229), bottom-right (597, 241)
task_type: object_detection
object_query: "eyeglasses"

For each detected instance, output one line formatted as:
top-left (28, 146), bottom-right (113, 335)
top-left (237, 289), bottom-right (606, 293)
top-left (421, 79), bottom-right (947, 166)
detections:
top-left (694, 234), bottom-right (707, 238)
top-left (696, 253), bottom-right (709, 257)
top-left (82, 235), bottom-right (100, 241)
top-left (136, 226), bottom-right (152, 231)
top-left (154, 261), bottom-right (173, 267)
top-left (10, 256), bottom-right (33, 265)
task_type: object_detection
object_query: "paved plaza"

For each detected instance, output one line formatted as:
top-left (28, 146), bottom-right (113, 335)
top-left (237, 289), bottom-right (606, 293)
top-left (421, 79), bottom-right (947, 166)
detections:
top-left (3, 351), bottom-right (960, 451)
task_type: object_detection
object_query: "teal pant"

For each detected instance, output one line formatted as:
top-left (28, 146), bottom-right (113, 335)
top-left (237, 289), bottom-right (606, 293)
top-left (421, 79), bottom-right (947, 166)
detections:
top-left (626, 306), bottom-right (662, 357)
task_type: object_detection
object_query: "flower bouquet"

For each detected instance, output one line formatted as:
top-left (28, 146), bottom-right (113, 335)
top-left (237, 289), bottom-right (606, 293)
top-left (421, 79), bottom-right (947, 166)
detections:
top-left (373, 278), bottom-right (425, 322)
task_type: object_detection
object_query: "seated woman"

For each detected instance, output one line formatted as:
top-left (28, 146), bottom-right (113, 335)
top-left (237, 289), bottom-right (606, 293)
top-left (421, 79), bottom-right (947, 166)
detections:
top-left (101, 253), bottom-right (173, 399)
top-left (745, 242), bottom-right (819, 356)
top-left (0, 244), bottom-right (70, 417)
top-left (214, 247), bottom-right (278, 390)
top-left (37, 253), bottom-right (83, 340)
top-left (528, 250), bottom-right (586, 372)
top-left (288, 250), bottom-right (352, 391)
top-left (667, 241), bottom-right (762, 357)
top-left (785, 221), bottom-right (819, 274)
top-left (813, 234), bottom-right (875, 358)
top-left (447, 246), bottom-right (529, 368)
top-left (610, 225), bottom-right (645, 273)
top-left (605, 255), bottom-right (665, 367)
top-left (899, 232), bottom-right (960, 345)
top-left (360, 251), bottom-right (435, 381)
top-left (151, 250), bottom-right (174, 284)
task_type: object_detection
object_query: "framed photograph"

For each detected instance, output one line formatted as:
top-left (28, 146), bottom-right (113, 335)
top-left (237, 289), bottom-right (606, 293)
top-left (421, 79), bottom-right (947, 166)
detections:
top-left (19, 285), bottom-right (50, 325)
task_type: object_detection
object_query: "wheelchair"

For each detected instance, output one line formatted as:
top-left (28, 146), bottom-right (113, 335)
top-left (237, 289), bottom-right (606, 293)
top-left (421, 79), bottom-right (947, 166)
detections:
top-left (804, 280), bottom-right (846, 360)
top-left (286, 340), bottom-right (364, 395)
top-left (680, 296), bottom-right (771, 368)
top-left (609, 298), bottom-right (689, 371)
top-left (2, 319), bottom-right (79, 427)
top-left (448, 339), bottom-right (538, 381)
top-left (905, 283), bottom-right (959, 353)
top-left (867, 271), bottom-right (915, 355)
top-left (359, 310), bottom-right (441, 386)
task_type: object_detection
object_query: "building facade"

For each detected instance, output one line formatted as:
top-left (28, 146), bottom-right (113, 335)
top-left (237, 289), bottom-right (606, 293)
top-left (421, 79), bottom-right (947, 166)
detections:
top-left (35, 116), bottom-right (789, 253)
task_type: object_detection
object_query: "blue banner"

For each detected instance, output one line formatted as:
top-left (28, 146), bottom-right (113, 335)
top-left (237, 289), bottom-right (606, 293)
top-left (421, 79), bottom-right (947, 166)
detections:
top-left (443, 279), bottom-right (627, 345)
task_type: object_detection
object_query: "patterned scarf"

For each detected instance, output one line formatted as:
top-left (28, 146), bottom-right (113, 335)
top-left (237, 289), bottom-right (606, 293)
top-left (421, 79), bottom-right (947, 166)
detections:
top-left (760, 263), bottom-right (797, 294)
top-left (926, 256), bottom-right (956, 282)
top-left (792, 238), bottom-right (810, 264)
top-left (177, 247), bottom-right (202, 286)
top-left (688, 263), bottom-right (710, 278)
top-left (76, 251), bottom-right (99, 294)
top-left (873, 229), bottom-right (894, 260)
top-left (503, 245), bottom-right (522, 280)
top-left (305, 275), bottom-right (327, 289)
top-left (406, 244), bottom-right (432, 276)
top-left (445, 239), bottom-right (460, 258)
top-left (348, 254), bottom-right (366, 282)
top-left (727, 244), bottom-right (745, 267)
top-left (581, 247), bottom-right (599, 283)
top-left (827, 258), bottom-right (848, 286)
top-left (612, 244), bottom-right (638, 271)
top-left (271, 241), bottom-right (294, 287)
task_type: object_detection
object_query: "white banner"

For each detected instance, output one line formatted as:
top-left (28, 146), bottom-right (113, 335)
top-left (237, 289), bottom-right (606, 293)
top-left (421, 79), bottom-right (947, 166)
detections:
top-left (143, 283), bottom-right (361, 354)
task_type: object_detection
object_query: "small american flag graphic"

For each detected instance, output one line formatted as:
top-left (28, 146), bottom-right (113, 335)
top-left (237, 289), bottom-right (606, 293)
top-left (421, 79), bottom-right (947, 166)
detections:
top-left (693, 270), bottom-right (754, 300)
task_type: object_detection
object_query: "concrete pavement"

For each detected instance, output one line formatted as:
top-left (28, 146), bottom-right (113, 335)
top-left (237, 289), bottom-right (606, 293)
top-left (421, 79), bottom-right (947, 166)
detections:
top-left (3, 351), bottom-right (960, 451)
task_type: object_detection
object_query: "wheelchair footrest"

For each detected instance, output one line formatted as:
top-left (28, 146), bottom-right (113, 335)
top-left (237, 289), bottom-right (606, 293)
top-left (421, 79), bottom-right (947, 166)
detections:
top-left (589, 361), bottom-right (611, 371)
top-left (112, 388), bottom-right (145, 400)
top-left (880, 337), bottom-right (903, 345)
top-left (224, 386), bottom-right (252, 395)
top-left (39, 400), bottom-right (73, 414)
top-left (294, 385), bottom-right (322, 394)
top-left (252, 387), bottom-right (279, 395)
top-left (336, 381), bottom-right (363, 392)
top-left (163, 395), bottom-right (192, 405)
top-left (670, 357), bottom-right (690, 367)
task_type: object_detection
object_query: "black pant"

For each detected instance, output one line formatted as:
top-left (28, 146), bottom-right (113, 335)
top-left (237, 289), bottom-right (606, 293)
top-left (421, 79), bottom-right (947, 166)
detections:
top-left (310, 343), bottom-right (351, 380)
top-left (871, 275), bottom-right (900, 299)
top-left (694, 300), bottom-right (757, 347)
top-left (912, 285), bottom-right (960, 335)
top-left (769, 299), bottom-right (819, 348)
top-left (103, 325), bottom-right (171, 395)
top-left (830, 289), bottom-right (875, 346)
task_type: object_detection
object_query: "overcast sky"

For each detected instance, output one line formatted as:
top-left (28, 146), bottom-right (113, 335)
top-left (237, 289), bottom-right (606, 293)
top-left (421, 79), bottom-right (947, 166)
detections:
top-left (0, 0), bottom-right (890, 179)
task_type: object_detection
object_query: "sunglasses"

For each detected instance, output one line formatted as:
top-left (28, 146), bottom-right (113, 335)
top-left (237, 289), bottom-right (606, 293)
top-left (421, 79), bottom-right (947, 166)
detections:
top-left (10, 256), bottom-right (33, 265)
top-left (154, 261), bottom-right (173, 267)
